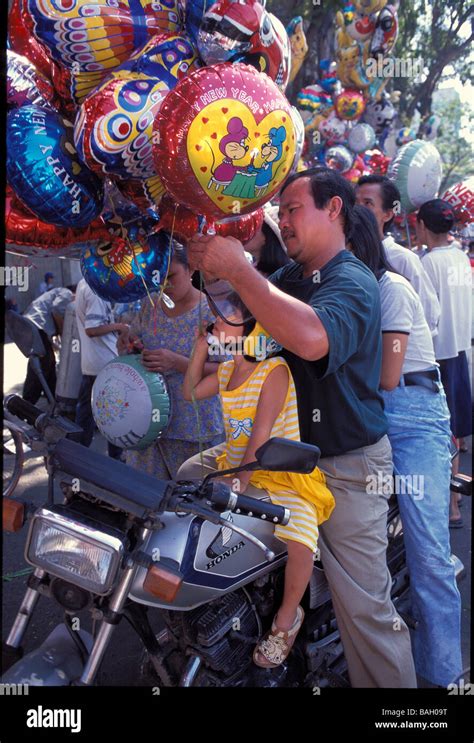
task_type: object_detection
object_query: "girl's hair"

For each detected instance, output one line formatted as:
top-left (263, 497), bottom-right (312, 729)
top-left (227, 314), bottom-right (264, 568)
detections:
top-left (255, 221), bottom-right (291, 275)
top-left (417, 199), bottom-right (455, 234)
top-left (170, 238), bottom-right (189, 268)
top-left (349, 205), bottom-right (397, 280)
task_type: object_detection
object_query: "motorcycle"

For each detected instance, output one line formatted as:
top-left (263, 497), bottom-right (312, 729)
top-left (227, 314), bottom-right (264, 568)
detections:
top-left (2, 310), bottom-right (470, 688)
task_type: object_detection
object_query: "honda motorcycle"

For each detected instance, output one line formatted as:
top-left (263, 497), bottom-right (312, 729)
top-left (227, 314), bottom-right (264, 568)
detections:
top-left (2, 311), bottom-right (469, 688)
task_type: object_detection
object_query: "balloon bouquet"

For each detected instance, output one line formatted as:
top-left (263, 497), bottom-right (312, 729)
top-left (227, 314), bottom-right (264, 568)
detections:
top-left (6, 0), bottom-right (303, 303)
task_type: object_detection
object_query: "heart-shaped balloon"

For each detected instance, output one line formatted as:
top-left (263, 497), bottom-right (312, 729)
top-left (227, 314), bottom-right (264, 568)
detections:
top-left (24, 0), bottom-right (182, 101)
top-left (154, 63), bottom-right (297, 219)
top-left (7, 104), bottom-right (104, 228)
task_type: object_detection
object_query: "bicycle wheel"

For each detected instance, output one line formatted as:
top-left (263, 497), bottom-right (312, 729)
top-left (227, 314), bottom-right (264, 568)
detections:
top-left (3, 425), bottom-right (24, 497)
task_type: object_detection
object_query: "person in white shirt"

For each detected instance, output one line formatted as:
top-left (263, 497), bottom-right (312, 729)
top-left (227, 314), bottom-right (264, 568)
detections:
top-left (416, 200), bottom-right (472, 526)
top-left (37, 272), bottom-right (55, 297)
top-left (356, 175), bottom-right (440, 335)
top-left (74, 278), bottom-right (129, 457)
top-left (349, 204), bottom-right (462, 688)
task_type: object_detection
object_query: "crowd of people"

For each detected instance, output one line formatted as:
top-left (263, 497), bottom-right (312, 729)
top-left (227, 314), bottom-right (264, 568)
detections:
top-left (17, 167), bottom-right (472, 688)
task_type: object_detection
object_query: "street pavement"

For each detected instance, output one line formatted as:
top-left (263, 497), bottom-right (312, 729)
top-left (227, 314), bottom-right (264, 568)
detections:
top-left (2, 340), bottom-right (472, 686)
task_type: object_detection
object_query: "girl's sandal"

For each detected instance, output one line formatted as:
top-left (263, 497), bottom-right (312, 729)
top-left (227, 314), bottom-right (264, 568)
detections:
top-left (253, 606), bottom-right (305, 668)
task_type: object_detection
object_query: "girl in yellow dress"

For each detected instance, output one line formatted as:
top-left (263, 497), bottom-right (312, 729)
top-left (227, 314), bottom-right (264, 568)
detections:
top-left (183, 295), bottom-right (334, 668)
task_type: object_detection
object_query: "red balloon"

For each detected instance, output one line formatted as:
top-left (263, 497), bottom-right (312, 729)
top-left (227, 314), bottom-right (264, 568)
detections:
top-left (157, 195), bottom-right (264, 243)
top-left (441, 178), bottom-right (474, 225)
top-left (8, 0), bottom-right (76, 116)
top-left (154, 63), bottom-right (298, 219)
top-left (6, 189), bottom-right (108, 257)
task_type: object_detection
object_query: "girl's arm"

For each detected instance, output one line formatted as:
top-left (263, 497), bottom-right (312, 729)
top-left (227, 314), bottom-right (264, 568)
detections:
top-left (182, 335), bottom-right (219, 401)
top-left (380, 333), bottom-right (409, 391)
top-left (231, 364), bottom-right (289, 493)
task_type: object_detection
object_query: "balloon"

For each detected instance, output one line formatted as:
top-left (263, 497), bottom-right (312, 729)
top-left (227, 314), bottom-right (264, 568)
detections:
top-left (7, 51), bottom-right (58, 112)
top-left (396, 127), bottom-right (417, 147)
top-left (318, 112), bottom-right (348, 144)
top-left (334, 89), bottom-right (365, 121)
top-left (441, 178), bottom-right (474, 225)
top-left (335, 4), bottom-right (375, 43)
top-left (336, 41), bottom-right (371, 92)
top-left (116, 176), bottom-right (166, 213)
top-left (354, 0), bottom-right (387, 14)
top-left (297, 84), bottom-right (334, 119)
top-left (348, 122), bottom-right (376, 152)
top-left (369, 5), bottom-right (398, 59)
top-left (7, 105), bottom-right (104, 228)
top-left (157, 195), bottom-right (264, 243)
top-left (92, 355), bottom-right (170, 450)
top-left (365, 148), bottom-right (391, 174)
top-left (363, 96), bottom-right (396, 134)
top-left (75, 33), bottom-right (198, 180)
top-left (181, 0), bottom-right (214, 45)
top-left (25, 0), bottom-right (182, 102)
top-left (5, 189), bottom-right (107, 257)
top-left (422, 114), bottom-right (442, 141)
top-left (318, 59), bottom-right (340, 95)
top-left (197, 0), bottom-right (290, 90)
top-left (291, 107), bottom-right (306, 173)
top-left (81, 211), bottom-right (172, 302)
top-left (287, 16), bottom-right (308, 83)
top-left (325, 145), bottom-right (354, 174)
top-left (388, 140), bottom-right (443, 212)
top-left (154, 63), bottom-right (297, 219)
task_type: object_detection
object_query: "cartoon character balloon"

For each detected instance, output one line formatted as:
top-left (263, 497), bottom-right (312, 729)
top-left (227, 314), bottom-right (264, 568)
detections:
top-left (334, 89), bottom-right (365, 121)
top-left (153, 63), bottom-right (297, 219)
top-left (335, 3), bottom-right (376, 43)
top-left (7, 105), bottom-right (104, 228)
top-left (81, 217), bottom-right (172, 302)
top-left (369, 5), bottom-right (398, 59)
top-left (24, 0), bottom-right (182, 101)
top-left (363, 95), bottom-right (396, 134)
top-left (388, 140), bottom-right (443, 212)
top-left (197, 0), bottom-right (290, 90)
top-left (287, 16), bottom-right (308, 83)
top-left (75, 34), bottom-right (198, 181)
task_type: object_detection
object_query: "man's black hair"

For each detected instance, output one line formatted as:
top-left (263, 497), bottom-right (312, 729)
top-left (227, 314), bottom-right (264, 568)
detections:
top-left (66, 284), bottom-right (77, 293)
top-left (416, 199), bottom-right (455, 235)
top-left (280, 167), bottom-right (355, 238)
top-left (349, 206), bottom-right (398, 280)
top-left (357, 174), bottom-right (401, 234)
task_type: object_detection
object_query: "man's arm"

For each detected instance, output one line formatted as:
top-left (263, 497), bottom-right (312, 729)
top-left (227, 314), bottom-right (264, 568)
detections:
top-left (188, 235), bottom-right (329, 361)
top-left (86, 323), bottom-right (128, 338)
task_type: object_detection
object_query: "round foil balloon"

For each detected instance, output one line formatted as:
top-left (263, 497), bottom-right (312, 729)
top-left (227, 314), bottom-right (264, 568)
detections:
top-left (116, 175), bottom-right (166, 213)
top-left (396, 127), bottom-right (417, 147)
top-left (324, 145), bottom-right (354, 173)
top-left (348, 122), bottom-right (376, 152)
top-left (7, 50), bottom-right (58, 111)
top-left (92, 355), bottom-right (170, 450)
top-left (154, 63), bottom-right (297, 219)
top-left (81, 224), bottom-right (172, 303)
top-left (197, 0), bottom-right (290, 89)
top-left (25, 0), bottom-right (182, 102)
top-left (7, 105), bottom-right (104, 228)
top-left (334, 89), bottom-right (365, 121)
top-left (441, 177), bottom-right (474, 225)
top-left (318, 112), bottom-right (348, 143)
top-left (388, 140), bottom-right (443, 213)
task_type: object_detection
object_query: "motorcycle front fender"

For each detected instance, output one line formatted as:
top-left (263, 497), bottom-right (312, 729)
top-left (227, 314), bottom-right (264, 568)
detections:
top-left (1, 624), bottom-right (93, 686)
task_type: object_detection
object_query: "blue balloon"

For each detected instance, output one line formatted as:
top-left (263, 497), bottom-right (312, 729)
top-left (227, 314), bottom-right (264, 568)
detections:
top-left (81, 222), bottom-right (172, 303)
top-left (7, 105), bottom-right (103, 228)
top-left (183, 0), bottom-right (215, 45)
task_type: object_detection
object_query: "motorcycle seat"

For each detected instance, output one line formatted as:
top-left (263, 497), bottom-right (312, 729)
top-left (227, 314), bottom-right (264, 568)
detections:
top-left (53, 437), bottom-right (169, 518)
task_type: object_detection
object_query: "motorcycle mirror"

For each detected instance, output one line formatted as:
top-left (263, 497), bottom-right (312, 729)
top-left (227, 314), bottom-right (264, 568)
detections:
top-left (6, 311), bottom-right (46, 359)
top-left (254, 438), bottom-right (321, 474)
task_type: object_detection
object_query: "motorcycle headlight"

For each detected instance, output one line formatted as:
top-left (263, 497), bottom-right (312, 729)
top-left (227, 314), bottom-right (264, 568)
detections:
top-left (25, 507), bottom-right (126, 595)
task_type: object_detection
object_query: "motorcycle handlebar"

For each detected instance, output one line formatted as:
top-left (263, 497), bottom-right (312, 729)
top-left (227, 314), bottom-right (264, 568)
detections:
top-left (5, 394), bottom-right (44, 428)
top-left (208, 484), bottom-right (290, 526)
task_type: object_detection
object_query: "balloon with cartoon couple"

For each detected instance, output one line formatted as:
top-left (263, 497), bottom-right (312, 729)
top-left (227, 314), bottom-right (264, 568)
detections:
top-left (153, 63), bottom-right (297, 219)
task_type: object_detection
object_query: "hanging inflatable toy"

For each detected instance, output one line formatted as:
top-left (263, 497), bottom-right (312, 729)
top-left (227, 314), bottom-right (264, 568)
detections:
top-left (287, 16), bottom-right (308, 83)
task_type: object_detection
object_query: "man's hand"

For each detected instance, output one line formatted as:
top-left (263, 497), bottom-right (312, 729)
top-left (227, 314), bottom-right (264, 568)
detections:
top-left (141, 348), bottom-right (180, 373)
top-left (116, 325), bottom-right (131, 354)
top-left (187, 233), bottom-right (250, 281)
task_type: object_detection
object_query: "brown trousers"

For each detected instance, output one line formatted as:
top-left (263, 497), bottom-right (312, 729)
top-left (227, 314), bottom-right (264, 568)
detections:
top-left (177, 434), bottom-right (417, 688)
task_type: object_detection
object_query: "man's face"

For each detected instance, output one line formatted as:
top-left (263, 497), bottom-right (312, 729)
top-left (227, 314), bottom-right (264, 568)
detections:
top-left (278, 177), bottom-right (337, 262)
top-left (356, 183), bottom-right (391, 237)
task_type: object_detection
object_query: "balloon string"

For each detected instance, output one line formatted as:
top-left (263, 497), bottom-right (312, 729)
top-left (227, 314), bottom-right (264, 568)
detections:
top-left (152, 207), bottom-right (176, 337)
top-left (189, 272), bottom-right (206, 478)
top-left (127, 236), bottom-right (155, 309)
